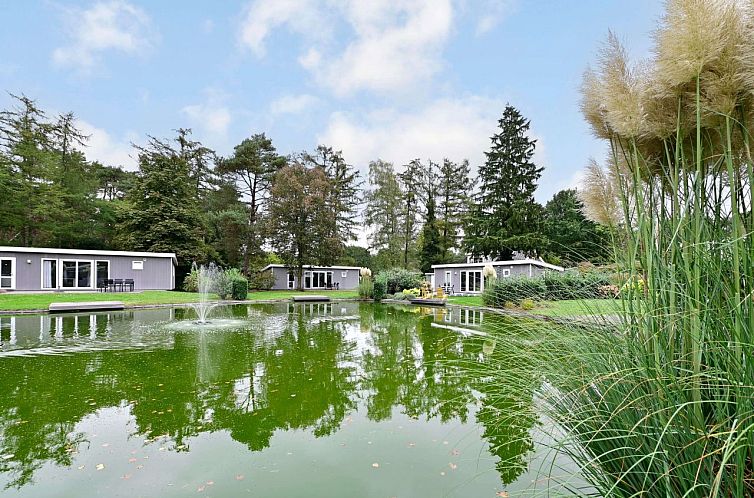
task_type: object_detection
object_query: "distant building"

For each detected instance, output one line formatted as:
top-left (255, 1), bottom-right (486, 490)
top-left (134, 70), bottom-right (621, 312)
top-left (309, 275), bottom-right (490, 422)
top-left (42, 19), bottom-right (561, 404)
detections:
top-left (0, 246), bottom-right (176, 292)
top-left (431, 259), bottom-right (564, 294)
top-left (262, 264), bottom-right (361, 290)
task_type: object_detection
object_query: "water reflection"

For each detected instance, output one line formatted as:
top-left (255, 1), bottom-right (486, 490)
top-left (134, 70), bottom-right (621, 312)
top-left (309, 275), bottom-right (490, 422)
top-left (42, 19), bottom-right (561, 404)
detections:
top-left (0, 303), bottom-right (536, 494)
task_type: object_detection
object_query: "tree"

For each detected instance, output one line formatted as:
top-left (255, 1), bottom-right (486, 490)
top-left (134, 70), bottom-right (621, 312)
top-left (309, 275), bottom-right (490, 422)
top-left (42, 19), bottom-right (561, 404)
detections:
top-left (116, 141), bottom-right (208, 282)
top-left (365, 160), bottom-right (403, 267)
top-left (397, 159), bottom-right (423, 269)
top-left (267, 164), bottom-right (339, 290)
top-left (338, 245), bottom-right (373, 269)
top-left (464, 104), bottom-right (546, 260)
top-left (542, 188), bottom-right (609, 265)
top-left (218, 133), bottom-right (286, 274)
top-left (301, 145), bottom-right (361, 248)
top-left (437, 158), bottom-right (474, 260)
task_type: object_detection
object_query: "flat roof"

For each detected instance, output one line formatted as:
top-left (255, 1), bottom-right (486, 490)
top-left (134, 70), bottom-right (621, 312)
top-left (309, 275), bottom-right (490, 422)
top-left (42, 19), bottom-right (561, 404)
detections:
top-left (262, 264), bottom-right (362, 271)
top-left (0, 246), bottom-right (177, 264)
top-left (431, 259), bottom-right (564, 272)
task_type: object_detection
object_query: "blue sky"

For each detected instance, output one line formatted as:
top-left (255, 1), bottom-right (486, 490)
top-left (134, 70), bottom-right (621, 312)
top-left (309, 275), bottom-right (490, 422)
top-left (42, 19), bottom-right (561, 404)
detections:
top-left (0, 0), bottom-right (661, 204)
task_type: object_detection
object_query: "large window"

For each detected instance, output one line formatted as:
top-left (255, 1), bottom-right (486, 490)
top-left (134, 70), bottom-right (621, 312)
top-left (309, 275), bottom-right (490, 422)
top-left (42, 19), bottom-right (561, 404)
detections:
top-left (0, 258), bottom-right (15, 289)
top-left (42, 259), bottom-right (57, 289)
top-left (459, 270), bottom-right (482, 293)
top-left (287, 272), bottom-right (295, 289)
top-left (61, 260), bottom-right (93, 289)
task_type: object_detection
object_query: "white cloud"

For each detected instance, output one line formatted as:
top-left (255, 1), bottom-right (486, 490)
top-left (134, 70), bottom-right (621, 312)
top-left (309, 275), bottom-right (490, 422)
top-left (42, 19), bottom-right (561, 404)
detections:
top-left (238, 0), bottom-right (326, 57)
top-left (238, 0), bottom-right (453, 95)
top-left (318, 96), bottom-right (505, 172)
top-left (52, 1), bottom-right (155, 72)
top-left (77, 119), bottom-right (137, 170)
top-left (270, 94), bottom-right (319, 114)
top-left (475, 0), bottom-right (516, 35)
top-left (182, 91), bottom-right (232, 143)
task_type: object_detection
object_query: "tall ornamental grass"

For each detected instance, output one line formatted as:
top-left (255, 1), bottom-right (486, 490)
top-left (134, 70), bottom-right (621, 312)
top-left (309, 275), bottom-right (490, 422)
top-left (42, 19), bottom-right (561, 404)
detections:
top-left (479, 1), bottom-right (754, 495)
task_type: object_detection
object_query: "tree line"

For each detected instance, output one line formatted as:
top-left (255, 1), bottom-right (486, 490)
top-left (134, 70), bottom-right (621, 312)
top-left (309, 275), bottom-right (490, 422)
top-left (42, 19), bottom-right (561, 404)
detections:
top-left (0, 94), bottom-right (609, 286)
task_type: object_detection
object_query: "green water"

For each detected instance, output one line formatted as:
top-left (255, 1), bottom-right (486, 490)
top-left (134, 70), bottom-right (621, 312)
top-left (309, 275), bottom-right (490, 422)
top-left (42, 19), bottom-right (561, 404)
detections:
top-left (0, 302), bottom-right (546, 497)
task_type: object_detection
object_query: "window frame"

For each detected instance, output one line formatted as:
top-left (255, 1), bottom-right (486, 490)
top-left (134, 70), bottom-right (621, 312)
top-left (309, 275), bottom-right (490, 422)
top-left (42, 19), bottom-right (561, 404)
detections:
top-left (0, 257), bottom-right (16, 290)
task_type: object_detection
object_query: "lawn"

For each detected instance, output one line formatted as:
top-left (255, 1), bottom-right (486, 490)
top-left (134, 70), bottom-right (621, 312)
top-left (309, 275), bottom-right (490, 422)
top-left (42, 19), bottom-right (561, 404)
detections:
top-left (0, 289), bottom-right (359, 311)
top-left (446, 295), bottom-right (619, 317)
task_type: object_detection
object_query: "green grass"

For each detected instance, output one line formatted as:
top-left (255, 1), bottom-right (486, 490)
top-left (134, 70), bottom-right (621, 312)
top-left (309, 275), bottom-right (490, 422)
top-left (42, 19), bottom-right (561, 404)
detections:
top-left (446, 295), bottom-right (618, 316)
top-left (0, 289), bottom-right (359, 311)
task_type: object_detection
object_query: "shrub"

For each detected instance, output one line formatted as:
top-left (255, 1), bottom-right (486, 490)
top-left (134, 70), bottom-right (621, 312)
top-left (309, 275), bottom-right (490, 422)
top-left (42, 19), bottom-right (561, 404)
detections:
top-left (520, 298), bottom-right (536, 310)
top-left (226, 269), bottom-right (248, 300)
top-left (373, 279), bottom-right (386, 302)
top-left (249, 270), bottom-right (274, 290)
top-left (359, 276), bottom-right (374, 300)
top-left (374, 268), bottom-right (424, 295)
top-left (183, 268), bottom-right (199, 293)
top-left (392, 292), bottom-right (408, 300)
top-left (402, 288), bottom-right (421, 297)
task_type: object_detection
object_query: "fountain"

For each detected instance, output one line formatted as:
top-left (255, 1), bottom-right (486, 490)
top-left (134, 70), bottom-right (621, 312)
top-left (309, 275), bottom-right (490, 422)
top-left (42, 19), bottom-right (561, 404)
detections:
top-left (191, 262), bottom-right (223, 324)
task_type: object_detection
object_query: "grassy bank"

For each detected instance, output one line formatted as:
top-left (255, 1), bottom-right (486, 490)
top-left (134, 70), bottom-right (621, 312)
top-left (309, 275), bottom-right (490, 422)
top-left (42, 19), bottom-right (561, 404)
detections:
top-left (0, 289), bottom-right (359, 311)
top-left (446, 295), bottom-right (618, 316)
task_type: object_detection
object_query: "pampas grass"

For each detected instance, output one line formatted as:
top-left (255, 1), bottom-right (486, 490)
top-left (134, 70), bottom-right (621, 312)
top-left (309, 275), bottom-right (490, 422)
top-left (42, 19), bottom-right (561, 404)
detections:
top-left (480, 0), bottom-right (754, 495)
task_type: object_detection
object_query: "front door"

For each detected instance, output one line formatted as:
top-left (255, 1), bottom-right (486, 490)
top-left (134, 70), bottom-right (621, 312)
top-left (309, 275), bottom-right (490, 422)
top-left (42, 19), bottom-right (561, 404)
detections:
top-left (0, 258), bottom-right (15, 290)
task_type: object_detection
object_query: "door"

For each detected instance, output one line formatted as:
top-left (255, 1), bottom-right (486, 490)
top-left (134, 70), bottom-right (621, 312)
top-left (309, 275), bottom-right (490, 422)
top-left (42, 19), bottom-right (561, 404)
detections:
top-left (0, 258), bottom-right (15, 290)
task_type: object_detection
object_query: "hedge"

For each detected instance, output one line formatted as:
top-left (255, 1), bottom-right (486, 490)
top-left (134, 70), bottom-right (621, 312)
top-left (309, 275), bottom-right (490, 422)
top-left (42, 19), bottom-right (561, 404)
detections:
top-left (482, 271), bottom-right (612, 307)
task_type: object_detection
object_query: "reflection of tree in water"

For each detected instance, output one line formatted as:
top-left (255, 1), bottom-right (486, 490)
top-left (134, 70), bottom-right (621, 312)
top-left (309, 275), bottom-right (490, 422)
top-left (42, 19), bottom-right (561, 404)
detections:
top-left (0, 304), bottom-right (538, 489)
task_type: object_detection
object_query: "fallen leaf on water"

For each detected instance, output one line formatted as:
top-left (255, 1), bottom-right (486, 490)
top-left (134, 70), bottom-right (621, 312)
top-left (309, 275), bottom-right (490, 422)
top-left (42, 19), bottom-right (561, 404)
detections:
top-left (101, 443), bottom-right (109, 448)
top-left (206, 481), bottom-right (214, 486)
top-left (197, 486), bottom-right (205, 492)
top-left (496, 492), bottom-right (509, 498)
top-left (128, 458), bottom-right (137, 463)
top-left (448, 463), bottom-right (457, 470)
top-left (451, 448), bottom-right (460, 456)
top-left (440, 471), bottom-right (445, 476)
top-left (121, 474), bottom-right (132, 480)
top-left (96, 464), bottom-right (105, 471)
top-left (77, 465), bottom-right (85, 470)
top-left (136, 465), bottom-right (144, 470)
top-left (235, 474), bottom-right (245, 481)
top-left (372, 463), bottom-right (379, 468)
top-left (408, 442), bottom-right (415, 447)
top-left (442, 441), bottom-right (449, 445)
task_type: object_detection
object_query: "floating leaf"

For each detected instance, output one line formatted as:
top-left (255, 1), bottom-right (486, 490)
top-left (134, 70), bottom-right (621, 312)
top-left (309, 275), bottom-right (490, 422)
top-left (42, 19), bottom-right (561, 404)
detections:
top-left (77, 465), bottom-right (85, 470)
top-left (451, 448), bottom-right (460, 456)
top-left (496, 492), bottom-right (509, 498)
top-left (372, 463), bottom-right (379, 468)
top-left (128, 458), bottom-right (137, 463)
top-left (96, 464), bottom-right (105, 471)
top-left (206, 481), bottom-right (214, 486)
top-left (448, 463), bottom-right (457, 470)
top-left (121, 474), bottom-right (132, 480)
top-left (235, 474), bottom-right (245, 481)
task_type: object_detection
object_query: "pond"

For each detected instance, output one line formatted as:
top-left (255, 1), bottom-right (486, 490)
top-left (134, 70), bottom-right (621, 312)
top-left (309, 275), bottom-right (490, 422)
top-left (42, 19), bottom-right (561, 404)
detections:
top-left (0, 302), bottom-right (557, 497)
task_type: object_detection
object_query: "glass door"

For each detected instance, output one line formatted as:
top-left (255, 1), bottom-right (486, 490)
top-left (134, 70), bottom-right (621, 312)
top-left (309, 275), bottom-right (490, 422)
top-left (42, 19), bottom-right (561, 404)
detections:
top-left (42, 259), bottom-right (57, 289)
top-left (96, 261), bottom-right (109, 289)
top-left (0, 258), bottom-right (15, 289)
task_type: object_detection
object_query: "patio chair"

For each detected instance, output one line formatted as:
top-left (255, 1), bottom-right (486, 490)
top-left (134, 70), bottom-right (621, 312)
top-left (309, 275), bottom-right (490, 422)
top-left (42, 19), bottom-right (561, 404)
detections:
top-left (113, 278), bottom-right (124, 292)
top-left (124, 279), bottom-right (135, 292)
top-left (97, 279), bottom-right (108, 292)
top-left (106, 279), bottom-right (115, 292)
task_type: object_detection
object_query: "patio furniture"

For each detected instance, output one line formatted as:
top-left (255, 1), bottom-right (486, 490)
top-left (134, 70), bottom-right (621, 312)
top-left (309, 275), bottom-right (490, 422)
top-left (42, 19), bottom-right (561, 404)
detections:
top-left (106, 279), bottom-right (115, 292)
top-left (124, 279), bottom-right (135, 292)
top-left (113, 278), bottom-right (124, 292)
top-left (97, 278), bottom-right (108, 292)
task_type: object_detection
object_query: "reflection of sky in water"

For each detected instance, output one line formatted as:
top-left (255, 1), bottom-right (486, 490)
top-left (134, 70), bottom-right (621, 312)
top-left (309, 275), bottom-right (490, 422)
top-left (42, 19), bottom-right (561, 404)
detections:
top-left (0, 302), bottom-right (574, 497)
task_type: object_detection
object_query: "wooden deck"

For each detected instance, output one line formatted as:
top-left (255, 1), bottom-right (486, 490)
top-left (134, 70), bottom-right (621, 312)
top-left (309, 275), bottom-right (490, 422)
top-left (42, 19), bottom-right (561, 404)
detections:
top-left (408, 297), bottom-right (447, 307)
top-left (291, 295), bottom-right (331, 303)
top-left (49, 301), bottom-right (126, 313)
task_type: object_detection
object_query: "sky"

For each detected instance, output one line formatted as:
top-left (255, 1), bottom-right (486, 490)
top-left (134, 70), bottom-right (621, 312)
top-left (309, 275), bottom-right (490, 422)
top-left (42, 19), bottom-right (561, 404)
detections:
top-left (0, 0), bottom-right (662, 206)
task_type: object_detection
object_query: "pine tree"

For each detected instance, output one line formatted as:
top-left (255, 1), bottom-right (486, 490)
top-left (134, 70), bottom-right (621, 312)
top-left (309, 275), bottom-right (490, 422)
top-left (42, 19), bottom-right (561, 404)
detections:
top-left (542, 188), bottom-right (609, 265)
top-left (419, 161), bottom-right (442, 273)
top-left (302, 145), bottom-right (362, 250)
top-left (398, 159), bottom-right (423, 269)
top-left (464, 105), bottom-right (546, 260)
top-left (438, 158), bottom-right (475, 260)
top-left (365, 160), bottom-right (403, 267)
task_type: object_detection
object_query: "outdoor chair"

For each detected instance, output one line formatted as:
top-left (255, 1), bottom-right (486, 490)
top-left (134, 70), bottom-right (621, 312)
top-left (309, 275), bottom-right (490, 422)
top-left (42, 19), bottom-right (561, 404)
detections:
top-left (106, 279), bottom-right (115, 292)
top-left (97, 279), bottom-right (108, 292)
top-left (113, 278), bottom-right (124, 292)
top-left (124, 279), bottom-right (135, 292)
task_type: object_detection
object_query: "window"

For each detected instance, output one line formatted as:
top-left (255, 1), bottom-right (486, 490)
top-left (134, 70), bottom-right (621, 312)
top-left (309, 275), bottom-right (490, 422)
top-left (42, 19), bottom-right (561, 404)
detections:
top-left (307, 271), bottom-right (331, 288)
top-left (42, 259), bottom-right (57, 289)
top-left (341, 271), bottom-right (348, 278)
top-left (459, 270), bottom-right (483, 293)
top-left (0, 258), bottom-right (15, 289)
top-left (61, 260), bottom-right (93, 288)
top-left (287, 272), bottom-right (295, 289)
top-left (132, 261), bottom-right (144, 270)
top-left (444, 271), bottom-right (452, 284)
top-left (502, 269), bottom-right (510, 278)
top-left (96, 261), bottom-right (109, 288)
